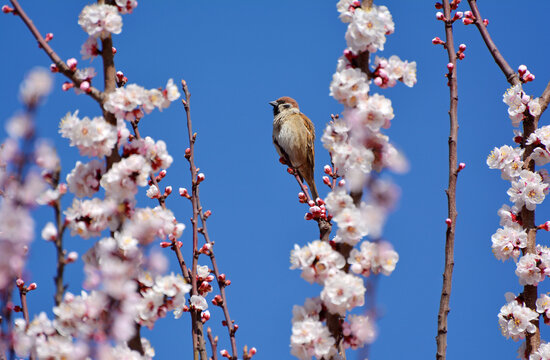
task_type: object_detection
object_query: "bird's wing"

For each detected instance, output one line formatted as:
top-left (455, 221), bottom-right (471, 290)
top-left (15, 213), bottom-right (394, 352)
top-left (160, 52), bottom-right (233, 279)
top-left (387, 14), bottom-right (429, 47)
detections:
top-left (300, 112), bottom-right (315, 171)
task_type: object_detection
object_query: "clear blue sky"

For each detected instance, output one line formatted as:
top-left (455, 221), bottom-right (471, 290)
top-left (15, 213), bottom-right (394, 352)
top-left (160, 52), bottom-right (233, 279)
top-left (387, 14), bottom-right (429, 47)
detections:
top-left (2, 1), bottom-right (550, 359)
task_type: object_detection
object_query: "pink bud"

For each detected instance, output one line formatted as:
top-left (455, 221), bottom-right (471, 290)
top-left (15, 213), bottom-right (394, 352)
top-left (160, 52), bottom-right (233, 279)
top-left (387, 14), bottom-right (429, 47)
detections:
top-left (249, 347), bottom-right (257, 356)
top-left (338, 179), bottom-right (346, 187)
top-left (179, 187), bottom-right (189, 197)
top-left (50, 63), bottom-right (58, 73)
top-left (160, 241), bottom-right (171, 248)
top-left (220, 350), bottom-right (230, 358)
top-left (304, 213), bottom-right (314, 221)
top-left (79, 81), bottom-right (90, 92)
top-left (212, 295), bottom-right (223, 306)
top-left (62, 82), bottom-right (74, 91)
top-left (16, 278), bottom-right (24, 287)
top-left (159, 169), bottom-right (167, 178)
top-left (323, 165), bottom-right (332, 175)
top-left (204, 210), bottom-right (212, 219)
top-left (164, 186), bottom-right (172, 195)
top-left (2, 5), bottom-right (14, 13)
top-left (224, 280), bottom-right (231, 286)
top-left (66, 251), bottom-right (78, 263)
top-left (457, 53), bottom-right (465, 60)
top-left (539, 221), bottom-right (550, 231)
top-left (458, 162), bottom-right (466, 171)
top-left (458, 44), bottom-right (466, 52)
top-left (525, 74), bottom-right (535, 82)
top-left (454, 11), bottom-right (463, 19)
top-left (436, 12), bottom-right (446, 21)
top-left (197, 173), bottom-right (205, 183)
top-left (434, 2), bottom-right (443, 9)
top-left (462, 18), bottom-right (473, 25)
top-left (308, 200), bottom-right (315, 207)
top-left (176, 241), bottom-right (183, 248)
top-left (483, 19), bottom-right (489, 26)
top-left (27, 283), bottom-right (37, 291)
top-left (298, 192), bottom-right (307, 203)
top-left (518, 65), bottom-right (527, 75)
top-left (432, 37), bottom-right (445, 45)
top-left (218, 274), bottom-right (226, 282)
top-left (66, 58), bottom-right (77, 71)
top-left (323, 176), bottom-right (331, 186)
top-left (112, 47), bottom-right (117, 54)
top-left (447, 63), bottom-right (454, 71)
top-left (374, 77), bottom-right (383, 86)
top-left (58, 183), bottom-right (67, 194)
top-left (185, 148), bottom-right (191, 156)
top-left (201, 310), bottom-right (210, 323)
top-left (445, 218), bottom-right (452, 227)
top-left (45, 33), bottom-right (53, 42)
top-left (464, 10), bottom-right (473, 18)
top-left (316, 198), bottom-right (325, 206)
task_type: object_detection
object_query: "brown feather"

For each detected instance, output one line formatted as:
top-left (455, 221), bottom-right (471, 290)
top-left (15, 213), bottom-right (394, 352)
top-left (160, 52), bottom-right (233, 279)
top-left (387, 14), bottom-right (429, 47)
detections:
top-left (271, 97), bottom-right (318, 201)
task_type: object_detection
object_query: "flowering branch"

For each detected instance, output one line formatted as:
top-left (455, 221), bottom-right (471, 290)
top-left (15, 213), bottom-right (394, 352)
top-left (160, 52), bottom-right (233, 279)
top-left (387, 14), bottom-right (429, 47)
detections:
top-left (435, 1), bottom-right (461, 359)
top-left (8, 0), bottom-right (103, 103)
top-left (465, 1), bottom-right (550, 356)
top-left (180, 81), bottom-right (209, 360)
top-left (50, 171), bottom-right (68, 307)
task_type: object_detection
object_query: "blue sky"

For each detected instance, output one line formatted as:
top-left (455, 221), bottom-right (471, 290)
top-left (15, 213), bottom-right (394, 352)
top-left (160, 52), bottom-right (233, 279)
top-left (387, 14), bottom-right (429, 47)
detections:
top-left (2, 1), bottom-right (550, 359)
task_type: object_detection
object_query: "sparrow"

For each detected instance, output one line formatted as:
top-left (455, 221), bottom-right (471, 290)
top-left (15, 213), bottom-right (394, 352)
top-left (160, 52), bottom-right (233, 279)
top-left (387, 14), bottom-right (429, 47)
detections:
top-left (270, 96), bottom-right (319, 201)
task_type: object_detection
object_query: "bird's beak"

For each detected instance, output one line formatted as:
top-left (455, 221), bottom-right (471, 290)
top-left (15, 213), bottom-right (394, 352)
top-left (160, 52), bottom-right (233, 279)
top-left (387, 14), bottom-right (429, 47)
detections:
top-left (269, 101), bottom-right (278, 107)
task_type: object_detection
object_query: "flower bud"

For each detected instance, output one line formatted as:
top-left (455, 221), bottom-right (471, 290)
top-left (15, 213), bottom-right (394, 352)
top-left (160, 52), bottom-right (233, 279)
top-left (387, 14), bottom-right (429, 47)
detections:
top-left (27, 283), bottom-right (37, 291)
top-left (66, 58), bottom-right (78, 71)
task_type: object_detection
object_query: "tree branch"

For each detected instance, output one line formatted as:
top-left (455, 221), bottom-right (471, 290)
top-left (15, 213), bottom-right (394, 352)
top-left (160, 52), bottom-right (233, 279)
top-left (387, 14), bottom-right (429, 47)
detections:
top-left (435, 2), bottom-right (460, 360)
top-left (466, 0), bottom-right (519, 86)
top-left (8, 0), bottom-right (103, 103)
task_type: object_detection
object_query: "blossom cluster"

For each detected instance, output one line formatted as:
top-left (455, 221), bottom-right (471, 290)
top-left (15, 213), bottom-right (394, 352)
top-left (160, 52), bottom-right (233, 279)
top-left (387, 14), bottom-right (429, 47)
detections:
top-left (489, 79), bottom-right (550, 356)
top-left (290, 3), bottom-right (411, 358)
top-left (104, 80), bottom-right (180, 122)
top-left (4, 3), bottom-right (206, 357)
top-left (503, 84), bottom-right (541, 127)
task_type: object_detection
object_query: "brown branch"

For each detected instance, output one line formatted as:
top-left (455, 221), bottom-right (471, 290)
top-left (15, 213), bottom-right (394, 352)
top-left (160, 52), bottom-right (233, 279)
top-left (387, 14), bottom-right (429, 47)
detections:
top-left (436, 2), bottom-right (460, 360)
top-left (195, 197), bottom-right (238, 358)
top-left (534, 80), bottom-right (550, 123)
top-left (8, 0), bottom-right (103, 103)
top-left (466, 0), bottom-right (519, 86)
top-left (50, 169), bottom-right (68, 308)
top-left (207, 328), bottom-right (218, 360)
top-left (520, 114), bottom-right (541, 355)
top-left (181, 81), bottom-right (208, 360)
top-left (18, 287), bottom-right (35, 360)
top-left (467, 0), bottom-right (543, 355)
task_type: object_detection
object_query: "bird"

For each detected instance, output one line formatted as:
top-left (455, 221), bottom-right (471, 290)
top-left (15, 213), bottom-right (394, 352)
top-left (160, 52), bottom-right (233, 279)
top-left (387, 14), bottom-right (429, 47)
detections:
top-left (270, 96), bottom-right (319, 201)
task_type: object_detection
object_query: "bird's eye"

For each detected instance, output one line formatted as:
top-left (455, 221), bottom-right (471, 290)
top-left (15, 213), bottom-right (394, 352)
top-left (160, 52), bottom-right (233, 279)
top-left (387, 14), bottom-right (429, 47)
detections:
top-left (282, 104), bottom-right (291, 109)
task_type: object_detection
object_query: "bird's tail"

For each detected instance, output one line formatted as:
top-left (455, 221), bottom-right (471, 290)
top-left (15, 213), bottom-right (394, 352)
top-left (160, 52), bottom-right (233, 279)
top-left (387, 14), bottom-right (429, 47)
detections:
top-left (299, 167), bottom-right (319, 202)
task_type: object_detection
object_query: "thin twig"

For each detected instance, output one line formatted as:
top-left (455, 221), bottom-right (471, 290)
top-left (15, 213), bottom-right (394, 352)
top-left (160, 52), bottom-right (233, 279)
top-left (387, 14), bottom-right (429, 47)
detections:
top-left (18, 287), bottom-right (35, 360)
top-left (8, 0), bottom-right (103, 103)
top-left (181, 81), bottom-right (208, 360)
top-left (51, 169), bottom-right (68, 308)
top-left (466, 0), bottom-right (519, 86)
top-left (435, 2), bottom-right (460, 359)
top-left (207, 328), bottom-right (218, 360)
